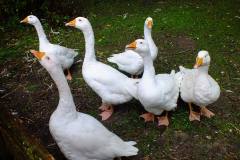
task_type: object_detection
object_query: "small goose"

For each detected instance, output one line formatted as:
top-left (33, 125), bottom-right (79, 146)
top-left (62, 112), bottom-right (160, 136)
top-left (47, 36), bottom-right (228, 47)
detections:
top-left (126, 39), bottom-right (179, 126)
top-left (178, 51), bottom-right (220, 121)
top-left (107, 17), bottom-right (158, 78)
top-left (30, 49), bottom-right (138, 160)
top-left (21, 15), bottom-right (78, 80)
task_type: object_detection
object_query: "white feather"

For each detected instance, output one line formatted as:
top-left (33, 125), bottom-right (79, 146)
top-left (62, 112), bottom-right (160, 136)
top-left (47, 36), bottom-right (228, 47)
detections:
top-left (178, 52), bottom-right (220, 107)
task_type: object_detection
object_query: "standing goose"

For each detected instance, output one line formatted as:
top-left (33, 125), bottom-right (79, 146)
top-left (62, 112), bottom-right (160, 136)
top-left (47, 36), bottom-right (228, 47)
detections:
top-left (177, 51), bottom-right (220, 121)
top-left (30, 50), bottom-right (138, 160)
top-left (66, 17), bottom-right (139, 121)
top-left (21, 15), bottom-right (78, 80)
top-left (107, 17), bottom-right (158, 78)
top-left (126, 39), bottom-right (179, 126)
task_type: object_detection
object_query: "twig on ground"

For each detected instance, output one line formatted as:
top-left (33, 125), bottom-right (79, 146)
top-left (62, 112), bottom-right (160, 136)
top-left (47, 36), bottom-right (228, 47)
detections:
top-left (20, 116), bottom-right (34, 123)
top-left (74, 59), bottom-right (83, 64)
top-left (50, 28), bottom-right (60, 35)
top-left (47, 143), bottom-right (56, 148)
top-left (232, 77), bottom-right (240, 80)
top-left (43, 82), bottom-right (53, 92)
top-left (1, 85), bottom-right (23, 98)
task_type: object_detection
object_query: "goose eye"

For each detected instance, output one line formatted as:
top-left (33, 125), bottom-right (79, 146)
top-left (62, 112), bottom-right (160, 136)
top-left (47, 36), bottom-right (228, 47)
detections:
top-left (140, 42), bottom-right (143, 44)
top-left (46, 56), bottom-right (50, 60)
top-left (78, 19), bottom-right (82, 22)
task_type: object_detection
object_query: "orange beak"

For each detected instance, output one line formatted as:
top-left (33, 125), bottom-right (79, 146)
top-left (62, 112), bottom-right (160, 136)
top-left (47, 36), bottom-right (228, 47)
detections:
top-left (126, 41), bottom-right (137, 49)
top-left (194, 57), bottom-right (203, 68)
top-left (65, 19), bottom-right (76, 27)
top-left (20, 17), bottom-right (28, 23)
top-left (30, 50), bottom-right (45, 60)
top-left (147, 20), bottom-right (153, 29)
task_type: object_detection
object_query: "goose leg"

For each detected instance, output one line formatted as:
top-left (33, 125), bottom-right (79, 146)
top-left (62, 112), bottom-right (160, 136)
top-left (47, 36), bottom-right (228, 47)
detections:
top-left (188, 103), bottom-right (200, 121)
top-left (99, 102), bottom-right (109, 111)
top-left (157, 112), bottom-right (169, 126)
top-left (140, 112), bottom-right (155, 122)
top-left (66, 69), bottom-right (72, 80)
top-left (99, 105), bottom-right (114, 121)
top-left (131, 75), bottom-right (139, 79)
top-left (200, 106), bottom-right (215, 118)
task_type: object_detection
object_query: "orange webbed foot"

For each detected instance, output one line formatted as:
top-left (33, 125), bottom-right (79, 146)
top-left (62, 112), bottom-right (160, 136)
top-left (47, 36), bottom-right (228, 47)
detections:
top-left (189, 111), bottom-right (200, 121)
top-left (188, 103), bottom-right (200, 121)
top-left (157, 116), bottom-right (169, 126)
top-left (201, 107), bottom-right (215, 118)
top-left (140, 113), bottom-right (155, 122)
top-left (99, 105), bottom-right (113, 121)
top-left (99, 103), bottom-right (110, 111)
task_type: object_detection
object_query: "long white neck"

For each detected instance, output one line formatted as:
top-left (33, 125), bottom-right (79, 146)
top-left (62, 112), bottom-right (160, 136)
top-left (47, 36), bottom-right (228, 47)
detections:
top-left (141, 53), bottom-right (156, 80)
top-left (197, 65), bottom-right (209, 75)
top-left (33, 21), bottom-right (49, 47)
top-left (82, 25), bottom-right (97, 63)
top-left (48, 65), bottom-right (76, 115)
top-left (144, 25), bottom-right (158, 60)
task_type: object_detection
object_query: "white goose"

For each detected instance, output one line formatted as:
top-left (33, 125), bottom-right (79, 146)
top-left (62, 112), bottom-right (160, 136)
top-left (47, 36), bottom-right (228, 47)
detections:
top-left (21, 15), bottom-right (78, 80)
top-left (65, 17), bottom-right (139, 121)
top-left (30, 50), bottom-right (138, 160)
top-left (126, 39), bottom-right (179, 126)
top-left (177, 51), bottom-right (220, 121)
top-left (107, 17), bottom-right (158, 78)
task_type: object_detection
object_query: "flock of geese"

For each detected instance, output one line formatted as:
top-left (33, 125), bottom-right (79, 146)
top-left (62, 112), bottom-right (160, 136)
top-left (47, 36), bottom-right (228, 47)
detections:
top-left (20, 15), bottom-right (220, 160)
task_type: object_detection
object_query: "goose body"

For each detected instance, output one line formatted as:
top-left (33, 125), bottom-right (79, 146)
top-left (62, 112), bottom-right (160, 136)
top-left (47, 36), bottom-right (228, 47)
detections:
top-left (108, 50), bottom-right (143, 76)
top-left (50, 111), bottom-right (138, 160)
top-left (138, 71), bottom-right (178, 114)
top-left (126, 39), bottom-right (178, 126)
top-left (40, 42), bottom-right (78, 70)
top-left (82, 60), bottom-right (139, 104)
top-left (66, 17), bottom-right (139, 120)
top-left (31, 50), bottom-right (138, 160)
top-left (21, 15), bottom-right (78, 79)
top-left (179, 66), bottom-right (220, 106)
top-left (178, 51), bottom-right (220, 121)
top-left (107, 17), bottom-right (158, 76)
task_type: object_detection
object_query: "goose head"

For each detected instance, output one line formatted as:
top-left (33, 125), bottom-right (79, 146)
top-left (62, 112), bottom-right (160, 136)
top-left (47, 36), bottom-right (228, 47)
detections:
top-left (65, 17), bottom-right (90, 31)
top-left (20, 15), bottom-right (39, 25)
top-left (30, 50), bottom-right (61, 73)
top-left (145, 17), bottom-right (153, 29)
top-left (126, 39), bottom-right (150, 57)
top-left (194, 50), bottom-right (211, 69)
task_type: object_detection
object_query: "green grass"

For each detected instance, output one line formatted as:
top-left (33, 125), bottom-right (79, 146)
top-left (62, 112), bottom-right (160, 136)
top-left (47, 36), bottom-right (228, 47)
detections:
top-left (1, 0), bottom-right (240, 159)
top-left (25, 84), bottom-right (39, 92)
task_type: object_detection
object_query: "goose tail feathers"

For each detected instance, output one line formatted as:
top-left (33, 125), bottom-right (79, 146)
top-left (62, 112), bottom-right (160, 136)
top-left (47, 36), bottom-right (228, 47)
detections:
top-left (118, 141), bottom-right (139, 157)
